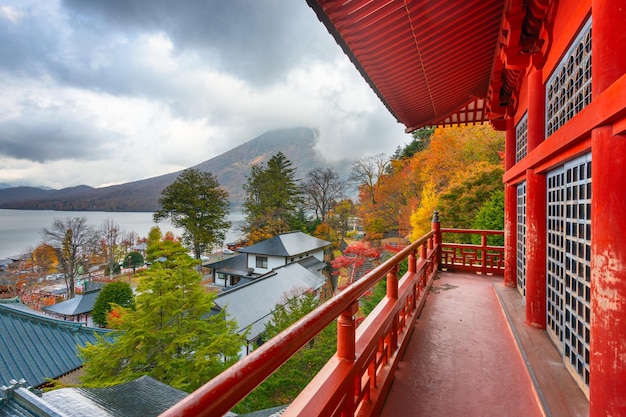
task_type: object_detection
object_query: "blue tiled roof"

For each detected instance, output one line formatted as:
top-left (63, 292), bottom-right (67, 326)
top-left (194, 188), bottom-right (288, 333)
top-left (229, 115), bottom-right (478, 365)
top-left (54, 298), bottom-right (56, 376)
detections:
top-left (0, 302), bottom-right (111, 388)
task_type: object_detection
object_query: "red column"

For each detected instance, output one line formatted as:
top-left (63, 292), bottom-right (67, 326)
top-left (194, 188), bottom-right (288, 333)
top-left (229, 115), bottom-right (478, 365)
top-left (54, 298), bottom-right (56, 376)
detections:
top-left (505, 117), bottom-right (516, 171)
top-left (589, 127), bottom-right (626, 417)
top-left (589, 1), bottom-right (626, 415)
top-left (504, 183), bottom-right (517, 288)
top-left (527, 68), bottom-right (545, 152)
top-left (524, 169), bottom-right (546, 328)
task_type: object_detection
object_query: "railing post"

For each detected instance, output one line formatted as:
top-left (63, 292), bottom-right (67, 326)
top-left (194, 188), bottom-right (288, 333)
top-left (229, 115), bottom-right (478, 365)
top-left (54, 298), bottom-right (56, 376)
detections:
top-left (337, 301), bottom-right (359, 361)
top-left (481, 232), bottom-right (488, 274)
top-left (387, 265), bottom-right (398, 299)
top-left (408, 250), bottom-right (417, 273)
top-left (432, 211), bottom-right (442, 268)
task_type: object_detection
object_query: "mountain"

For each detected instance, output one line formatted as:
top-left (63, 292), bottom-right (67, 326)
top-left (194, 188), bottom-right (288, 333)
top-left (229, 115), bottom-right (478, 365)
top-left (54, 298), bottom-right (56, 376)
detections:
top-left (0, 128), bottom-right (354, 212)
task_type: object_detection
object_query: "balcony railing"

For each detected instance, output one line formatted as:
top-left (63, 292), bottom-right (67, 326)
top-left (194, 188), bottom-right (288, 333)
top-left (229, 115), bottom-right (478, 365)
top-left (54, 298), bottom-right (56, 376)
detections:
top-left (440, 228), bottom-right (505, 275)
top-left (161, 219), bottom-right (505, 417)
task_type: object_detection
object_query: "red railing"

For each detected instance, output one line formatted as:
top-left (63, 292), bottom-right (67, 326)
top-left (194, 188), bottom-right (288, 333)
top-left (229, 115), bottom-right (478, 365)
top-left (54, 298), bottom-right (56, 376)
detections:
top-left (440, 228), bottom-right (505, 275)
top-left (161, 222), bottom-right (504, 417)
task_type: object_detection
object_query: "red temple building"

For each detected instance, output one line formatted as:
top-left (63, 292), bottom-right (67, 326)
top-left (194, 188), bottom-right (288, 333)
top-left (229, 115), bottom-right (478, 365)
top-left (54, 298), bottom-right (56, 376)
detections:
top-left (163, 1), bottom-right (626, 416)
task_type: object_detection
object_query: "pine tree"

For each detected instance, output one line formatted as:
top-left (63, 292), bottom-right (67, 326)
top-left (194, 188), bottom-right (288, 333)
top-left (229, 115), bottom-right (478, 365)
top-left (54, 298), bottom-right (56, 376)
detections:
top-left (242, 152), bottom-right (303, 242)
top-left (80, 239), bottom-right (245, 392)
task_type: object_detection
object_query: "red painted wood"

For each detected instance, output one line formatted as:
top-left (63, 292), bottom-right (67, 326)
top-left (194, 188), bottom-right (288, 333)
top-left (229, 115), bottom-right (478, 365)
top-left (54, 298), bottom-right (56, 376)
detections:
top-left (524, 169), bottom-right (546, 329)
top-left (504, 183), bottom-right (518, 288)
top-left (527, 68), bottom-right (545, 152)
top-left (589, 1), bottom-right (626, 411)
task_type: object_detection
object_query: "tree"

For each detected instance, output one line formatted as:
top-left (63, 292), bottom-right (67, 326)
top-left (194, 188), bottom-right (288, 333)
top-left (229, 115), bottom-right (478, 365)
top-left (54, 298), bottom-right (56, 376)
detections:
top-left (100, 218), bottom-right (123, 279)
top-left (123, 251), bottom-right (144, 272)
top-left (42, 217), bottom-right (98, 298)
top-left (233, 292), bottom-right (337, 413)
top-left (302, 167), bottom-right (346, 222)
top-left (472, 190), bottom-right (505, 246)
top-left (349, 153), bottom-right (389, 204)
top-left (242, 152), bottom-right (303, 242)
top-left (91, 281), bottom-right (135, 327)
top-left (80, 239), bottom-right (244, 392)
top-left (154, 168), bottom-right (231, 261)
top-left (331, 242), bottom-right (381, 286)
top-left (328, 199), bottom-right (355, 239)
top-left (409, 181), bottom-right (439, 242)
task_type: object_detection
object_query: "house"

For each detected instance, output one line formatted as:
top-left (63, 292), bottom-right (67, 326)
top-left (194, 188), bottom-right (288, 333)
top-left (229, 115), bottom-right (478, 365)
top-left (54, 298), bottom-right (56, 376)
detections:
top-left (207, 231), bottom-right (330, 289)
top-left (213, 261), bottom-right (327, 355)
top-left (43, 288), bottom-right (101, 327)
top-left (0, 300), bottom-right (110, 389)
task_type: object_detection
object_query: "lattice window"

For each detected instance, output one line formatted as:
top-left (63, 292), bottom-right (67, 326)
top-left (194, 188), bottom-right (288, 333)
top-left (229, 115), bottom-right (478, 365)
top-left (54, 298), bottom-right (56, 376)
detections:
top-left (516, 113), bottom-right (528, 163)
top-left (546, 18), bottom-right (592, 137)
top-left (546, 153), bottom-right (592, 393)
top-left (516, 181), bottom-right (527, 298)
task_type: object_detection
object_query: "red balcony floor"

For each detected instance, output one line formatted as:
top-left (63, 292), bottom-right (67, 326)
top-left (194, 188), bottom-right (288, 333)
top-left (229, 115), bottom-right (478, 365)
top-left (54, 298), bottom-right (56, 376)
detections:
top-left (380, 271), bottom-right (589, 417)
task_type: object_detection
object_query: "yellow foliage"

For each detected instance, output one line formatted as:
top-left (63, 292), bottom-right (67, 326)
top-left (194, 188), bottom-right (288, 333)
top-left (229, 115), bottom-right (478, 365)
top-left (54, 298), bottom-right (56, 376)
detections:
top-left (409, 181), bottom-right (439, 241)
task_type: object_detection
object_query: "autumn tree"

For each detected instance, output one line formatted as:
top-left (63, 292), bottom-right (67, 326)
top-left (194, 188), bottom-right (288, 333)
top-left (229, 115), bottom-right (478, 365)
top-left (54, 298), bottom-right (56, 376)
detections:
top-left (242, 152), bottom-right (303, 242)
top-left (328, 199), bottom-right (356, 239)
top-left (80, 238), bottom-right (244, 392)
top-left (154, 168), bottom-right (231, 261)
top-left (331, 241), bottom-right (381, 286)
top-left (42, 217), bottom-right (98, 298)
top-left (302, 167), bottom-right (346, 222)
top-left (91, 281), bottom-right (135, 327)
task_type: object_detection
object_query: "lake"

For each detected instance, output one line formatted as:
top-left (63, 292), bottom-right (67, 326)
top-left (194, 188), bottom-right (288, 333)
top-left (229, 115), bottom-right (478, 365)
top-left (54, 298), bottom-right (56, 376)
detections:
top-left (0, 209), bottom-right (245, 259)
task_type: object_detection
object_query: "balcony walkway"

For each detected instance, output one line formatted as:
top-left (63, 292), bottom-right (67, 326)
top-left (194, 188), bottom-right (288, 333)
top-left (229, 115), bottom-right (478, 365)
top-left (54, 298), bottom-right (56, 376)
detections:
top-left (379, 271), bottom-right (589, 417)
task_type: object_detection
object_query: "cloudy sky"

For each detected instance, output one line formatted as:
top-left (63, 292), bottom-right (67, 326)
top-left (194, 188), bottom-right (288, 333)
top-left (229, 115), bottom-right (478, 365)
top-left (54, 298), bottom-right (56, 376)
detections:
top-left (0, 0), bottom-right (410, 189)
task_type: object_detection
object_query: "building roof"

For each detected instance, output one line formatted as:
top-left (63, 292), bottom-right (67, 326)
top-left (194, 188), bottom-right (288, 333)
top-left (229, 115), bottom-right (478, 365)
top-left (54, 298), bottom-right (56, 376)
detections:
top-left (43, 289), bottom-right (101, 317)
top-left (0, 376), bottom-right (187, 417)
top-left (306, 0), bottom-right (548, 131)
top-left (0, 302), bottom-right (110, 388)
top-left (206, 253), bottom-right (251, 276)
top-left (237, 232), bottom-right (330, 257)
top-left (214, 262), bottom-right (326, 341)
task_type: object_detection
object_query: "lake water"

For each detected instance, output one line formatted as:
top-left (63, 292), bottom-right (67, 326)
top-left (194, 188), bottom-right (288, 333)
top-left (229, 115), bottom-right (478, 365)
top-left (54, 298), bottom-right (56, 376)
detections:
top-left (0, 209), bottom-right (245, 259)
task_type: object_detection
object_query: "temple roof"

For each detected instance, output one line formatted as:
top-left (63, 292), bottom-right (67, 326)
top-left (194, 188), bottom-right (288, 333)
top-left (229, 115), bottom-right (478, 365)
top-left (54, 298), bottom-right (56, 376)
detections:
top-left (307, 0), bottom-right (551, 131)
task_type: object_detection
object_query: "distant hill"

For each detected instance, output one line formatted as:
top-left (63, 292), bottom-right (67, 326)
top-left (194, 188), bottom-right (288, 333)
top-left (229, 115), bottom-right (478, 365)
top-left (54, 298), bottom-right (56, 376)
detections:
top-left (0, 128), bottom-right (354, 212)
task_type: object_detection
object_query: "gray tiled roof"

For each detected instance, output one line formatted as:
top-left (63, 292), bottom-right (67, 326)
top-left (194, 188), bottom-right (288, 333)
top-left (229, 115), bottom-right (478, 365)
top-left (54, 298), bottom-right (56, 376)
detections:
top-left (237, 232), bottom-right (329, 257)
top-left (214, 262), bottom-right (326, 341)
top-left (0, 302), bottom-right (110, 388)
top-left (0, 376), bottom-right (187, 417)
top-left (43, 289), bottom-right (101, 317)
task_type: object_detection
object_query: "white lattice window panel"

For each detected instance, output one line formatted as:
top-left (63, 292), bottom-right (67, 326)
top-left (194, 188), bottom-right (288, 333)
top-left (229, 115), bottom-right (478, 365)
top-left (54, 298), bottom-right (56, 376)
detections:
top-left (516, 181), bottom-right (526, 298)
top-left (546, 18), bottom-right (592, 137)
top-left (515, 113), bottom-right (528, 163)
top-left (546, 153), bottom-right (592, 393)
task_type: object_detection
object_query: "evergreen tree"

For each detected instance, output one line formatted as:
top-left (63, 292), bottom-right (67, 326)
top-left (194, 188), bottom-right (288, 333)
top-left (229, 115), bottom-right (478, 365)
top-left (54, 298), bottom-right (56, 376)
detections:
top-left (80, 239), bottom-right (245, 392)
top-left (242, 152), bottom-right (303, 242)
top-left (154, 168), bottom-right (231, 261)
top-left (91, 281), bottom-right (135, 327)
top-left (472, 190), bottom-right (505, 246)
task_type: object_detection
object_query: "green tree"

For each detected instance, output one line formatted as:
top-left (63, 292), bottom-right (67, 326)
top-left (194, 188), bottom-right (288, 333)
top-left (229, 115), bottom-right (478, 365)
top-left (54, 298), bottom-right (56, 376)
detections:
top-left (42, 217), bottom-right (98, 298)
top-left (472, 189), bottom-right (505, 246)
top-left (154, 168), bottom-right (231, 261)
top-left (80, 239), bottom-right (245, 392)
top-left (242, 152), bottom-right (303, 242)
top-left (91, 281), bottom-right (135, 327)
top-left (234, 292), bottom-right (337, 413)
top-left (122, 251), bottom-right (144, 272)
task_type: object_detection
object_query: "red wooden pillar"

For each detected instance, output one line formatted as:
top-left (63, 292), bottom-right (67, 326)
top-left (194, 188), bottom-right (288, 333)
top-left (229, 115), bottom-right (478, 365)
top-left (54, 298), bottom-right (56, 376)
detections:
top-left (504, 117), bottom-right (518, 288)
top-left (431, 211), bottom-right (441, 267)
top-left (527, 68), bottom-right (545, 152)
top-left (524, 169), bottom-right (546, 328)
top-left (504, 182), bottom-right (517, 288)
top-left (589, 2), bottom-right (626, 415)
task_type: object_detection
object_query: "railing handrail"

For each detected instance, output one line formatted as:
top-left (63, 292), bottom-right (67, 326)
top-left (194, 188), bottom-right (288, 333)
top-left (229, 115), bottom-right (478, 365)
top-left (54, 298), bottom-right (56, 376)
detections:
top-left (441, 228), bottom-right (504, 235)
top-left (161, 231), bottom-right (436, 417)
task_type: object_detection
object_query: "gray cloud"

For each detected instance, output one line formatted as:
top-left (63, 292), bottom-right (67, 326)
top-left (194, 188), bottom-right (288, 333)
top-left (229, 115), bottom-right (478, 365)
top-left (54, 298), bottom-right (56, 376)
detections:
top-left (0, 0), bottom-right (410, 188)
